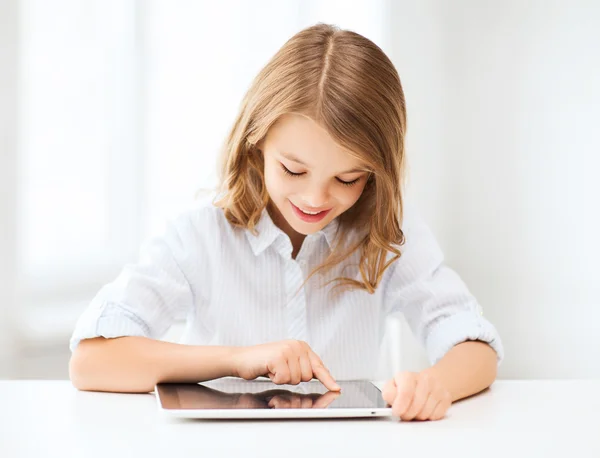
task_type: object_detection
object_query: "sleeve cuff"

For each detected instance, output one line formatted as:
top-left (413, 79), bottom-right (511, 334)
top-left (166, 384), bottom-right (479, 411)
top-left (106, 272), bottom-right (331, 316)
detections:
top-left (69, 303), bottom-right (151, 353)
top-left (425, 311), bottom-right (505, 366)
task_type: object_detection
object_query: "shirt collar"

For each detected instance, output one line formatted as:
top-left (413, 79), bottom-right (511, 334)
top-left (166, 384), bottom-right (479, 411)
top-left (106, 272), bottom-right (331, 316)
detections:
top-left (319, 217), bottom-right (340, 250)
top-left (245, 208), bottom-right (340, 257)
top-left (245, 207), bottom-right (285, 256)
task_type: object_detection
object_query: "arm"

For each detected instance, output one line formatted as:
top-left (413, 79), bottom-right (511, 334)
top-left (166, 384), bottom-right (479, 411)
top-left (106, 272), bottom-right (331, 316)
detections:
top-left (69, 207), bottom-right (215, 392)
top-left (69, 206), bottom-right (340, 394)
top-left (70, 336), bottom-right (236, 393)
top-left (381, 340), bottom-right (498, 421)
top-left (381, 204), bottom-right (503, 420)
top-left (70, 337), bottom-right (340, 394)
top-left (383, 204), bottom-right (504, 367)
top-left (424, 340), bottom-right (498, 402)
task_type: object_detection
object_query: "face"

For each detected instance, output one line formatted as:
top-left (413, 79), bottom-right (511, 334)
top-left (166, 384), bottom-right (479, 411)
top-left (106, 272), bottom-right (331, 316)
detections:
top-left (259, 113), bottom-right (369, 238)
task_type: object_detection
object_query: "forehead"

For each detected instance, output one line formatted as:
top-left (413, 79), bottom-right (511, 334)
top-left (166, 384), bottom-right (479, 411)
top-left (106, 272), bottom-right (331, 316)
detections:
top-left (264, 113), bottom-right (365, 169)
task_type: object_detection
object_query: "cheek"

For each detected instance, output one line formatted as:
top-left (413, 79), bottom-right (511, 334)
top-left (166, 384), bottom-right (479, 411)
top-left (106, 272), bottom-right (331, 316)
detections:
top-left (335, 183), bottom-right (366, 209)
top-left (264, 165), bottom-right (294, 198)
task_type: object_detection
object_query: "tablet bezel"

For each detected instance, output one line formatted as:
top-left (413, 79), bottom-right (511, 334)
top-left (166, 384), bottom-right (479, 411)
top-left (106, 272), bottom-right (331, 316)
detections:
top-left (155, 379), bottom-right (393, 419)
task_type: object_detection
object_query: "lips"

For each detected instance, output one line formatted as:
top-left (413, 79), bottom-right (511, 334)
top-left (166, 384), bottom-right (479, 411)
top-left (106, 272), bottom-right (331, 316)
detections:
top-left (289, 200), bottom-right (332, 223)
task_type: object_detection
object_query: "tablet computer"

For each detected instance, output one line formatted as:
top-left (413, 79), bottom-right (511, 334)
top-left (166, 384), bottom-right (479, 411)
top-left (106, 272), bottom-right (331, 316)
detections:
top-left (155, 378), bottom-right (392, 419)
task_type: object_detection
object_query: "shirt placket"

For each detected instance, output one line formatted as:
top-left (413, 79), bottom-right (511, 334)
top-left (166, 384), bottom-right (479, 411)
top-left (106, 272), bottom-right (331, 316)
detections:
top-left (279, 238), bottom-right (314, 343)
top-left (284, 258), bottom-right (308, 341)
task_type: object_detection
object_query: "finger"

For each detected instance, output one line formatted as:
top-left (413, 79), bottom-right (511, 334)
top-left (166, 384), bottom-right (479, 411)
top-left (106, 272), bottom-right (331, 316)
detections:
top-left (299, 352), bottom-right (313, 382)
top-left (287, 355), bottom-right (302, 385)
top-left (391, 372), bottom-right (416, 417)
top-left (312, 391), bottom-right (341, 409)
top-left (308, 352), bottom-right (341, 391)
top-left (402, 375), bottom-right (430, 421)
top-left (291, 397), bottom-right (302, 408)
top-left (269, 360), bottom-right (291, 385)
top-left (430, 399), bottom-right (451, 421)
top-left (415, 393), bottom-right (440, 421)
top-left (381, 379), bottom-right (397, 405)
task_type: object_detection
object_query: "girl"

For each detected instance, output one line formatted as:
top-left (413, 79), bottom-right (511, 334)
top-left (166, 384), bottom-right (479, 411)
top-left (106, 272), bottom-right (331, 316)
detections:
top-left (69, 23), bottom-right (503, 421)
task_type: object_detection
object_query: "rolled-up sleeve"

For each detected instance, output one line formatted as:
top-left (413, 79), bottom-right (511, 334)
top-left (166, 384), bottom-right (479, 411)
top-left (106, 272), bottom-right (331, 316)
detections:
top-left (383, 204), bottom-right (504, 366)
top-left (69, 210), bottom-right (202, 353)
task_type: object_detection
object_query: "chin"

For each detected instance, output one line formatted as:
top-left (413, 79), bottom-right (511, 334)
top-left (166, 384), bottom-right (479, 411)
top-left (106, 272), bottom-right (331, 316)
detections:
top-left (286, 215), bottom-right (332, 235)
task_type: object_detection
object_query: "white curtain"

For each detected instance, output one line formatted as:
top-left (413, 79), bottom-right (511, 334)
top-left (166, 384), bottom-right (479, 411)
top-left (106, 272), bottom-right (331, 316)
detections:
top-left (13, 0), bottom-right (389, 346)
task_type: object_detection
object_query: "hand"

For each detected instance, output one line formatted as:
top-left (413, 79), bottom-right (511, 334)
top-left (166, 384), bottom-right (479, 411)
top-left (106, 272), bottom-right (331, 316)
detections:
top-left (231, 340), bottom-right (341, 392)
top-left (382, 370), bottom-right (452, 421)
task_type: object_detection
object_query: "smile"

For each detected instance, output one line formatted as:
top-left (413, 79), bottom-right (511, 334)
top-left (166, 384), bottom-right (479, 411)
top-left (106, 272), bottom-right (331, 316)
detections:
top-left (289, 201), bottom-right (332, 223)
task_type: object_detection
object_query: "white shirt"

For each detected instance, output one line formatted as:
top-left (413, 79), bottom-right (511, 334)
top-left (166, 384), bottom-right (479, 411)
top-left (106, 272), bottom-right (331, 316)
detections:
top-left (70, 197), bottom-right (504, 380)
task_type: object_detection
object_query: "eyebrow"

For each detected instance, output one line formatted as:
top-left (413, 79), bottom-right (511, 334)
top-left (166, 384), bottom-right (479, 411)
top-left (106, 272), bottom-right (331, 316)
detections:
top-left (279, 151), bottom-right (367, 175)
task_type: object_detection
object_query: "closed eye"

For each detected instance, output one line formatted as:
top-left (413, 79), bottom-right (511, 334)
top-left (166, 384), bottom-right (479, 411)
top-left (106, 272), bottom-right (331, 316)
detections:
top-left (280, 163), bottom-right (305, 177)
top-left (336, 177), bottom-right (360, 187)
top-left (281, 162), bottom-right (361, 186)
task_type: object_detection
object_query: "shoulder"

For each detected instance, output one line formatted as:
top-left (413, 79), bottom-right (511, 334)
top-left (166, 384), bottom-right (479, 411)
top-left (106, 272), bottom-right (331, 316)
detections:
top-left (183, 192), bottom-right (228, 231)
top-left (150, 192), bottom-right (236, 251)
top-left (382, 200), bottom-right (445, 281)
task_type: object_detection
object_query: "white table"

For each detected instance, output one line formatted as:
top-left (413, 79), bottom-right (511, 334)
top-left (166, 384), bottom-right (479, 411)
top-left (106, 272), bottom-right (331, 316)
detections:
top-left (1, 380), bottom-right (599, 458)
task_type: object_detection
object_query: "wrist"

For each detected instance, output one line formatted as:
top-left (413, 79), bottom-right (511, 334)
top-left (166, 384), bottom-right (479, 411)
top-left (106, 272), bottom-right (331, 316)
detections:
top-left (182, 344), bottom-right (241, 381)
top-left (224, 346), bottom-right (241, 378)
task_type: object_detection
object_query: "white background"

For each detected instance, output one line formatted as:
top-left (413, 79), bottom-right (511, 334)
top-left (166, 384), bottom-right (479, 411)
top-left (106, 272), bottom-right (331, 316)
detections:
top-left (389, 0), bottom-right (600, 378)
top-left (0, 0), bottom-right (598, 380)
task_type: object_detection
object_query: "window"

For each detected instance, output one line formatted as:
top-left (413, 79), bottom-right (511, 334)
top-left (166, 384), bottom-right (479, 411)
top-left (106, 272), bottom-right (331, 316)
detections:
top-left (16, 0), bottom-right (388, 337)
top-left (18, 0), bottom-right (141, 315)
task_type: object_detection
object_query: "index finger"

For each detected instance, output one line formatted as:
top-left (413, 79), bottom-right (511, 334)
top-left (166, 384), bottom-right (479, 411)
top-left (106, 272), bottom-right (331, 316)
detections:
top-left (308, 352), bottom-right (341, 391)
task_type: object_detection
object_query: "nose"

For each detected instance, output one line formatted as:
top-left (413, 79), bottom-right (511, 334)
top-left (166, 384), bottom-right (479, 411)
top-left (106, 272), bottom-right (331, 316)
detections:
top-left (300, 183), bottom-right (330, 209)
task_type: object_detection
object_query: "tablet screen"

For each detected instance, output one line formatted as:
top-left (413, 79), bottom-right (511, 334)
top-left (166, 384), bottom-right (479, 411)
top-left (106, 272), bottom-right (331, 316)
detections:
top-left (156, 379), bottom-right (388, 410)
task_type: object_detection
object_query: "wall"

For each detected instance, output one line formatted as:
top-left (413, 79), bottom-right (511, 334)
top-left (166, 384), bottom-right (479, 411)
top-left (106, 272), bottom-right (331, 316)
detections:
top-left (389, 0), bottom-right (600, 378)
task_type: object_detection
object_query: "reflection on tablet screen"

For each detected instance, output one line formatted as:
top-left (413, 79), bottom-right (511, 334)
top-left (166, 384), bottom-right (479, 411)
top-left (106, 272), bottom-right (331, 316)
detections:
top-left (157, 380), bottom-right (387, 410)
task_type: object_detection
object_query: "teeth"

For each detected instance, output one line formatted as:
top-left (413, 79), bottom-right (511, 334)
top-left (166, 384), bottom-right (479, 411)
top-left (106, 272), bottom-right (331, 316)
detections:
top-left (301, 209), bottom-right (321, 215)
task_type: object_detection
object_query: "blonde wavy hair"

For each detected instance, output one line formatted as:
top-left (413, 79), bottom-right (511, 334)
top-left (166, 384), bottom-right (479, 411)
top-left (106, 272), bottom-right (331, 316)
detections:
top-left (214, 23), bottom-right (407, 294)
